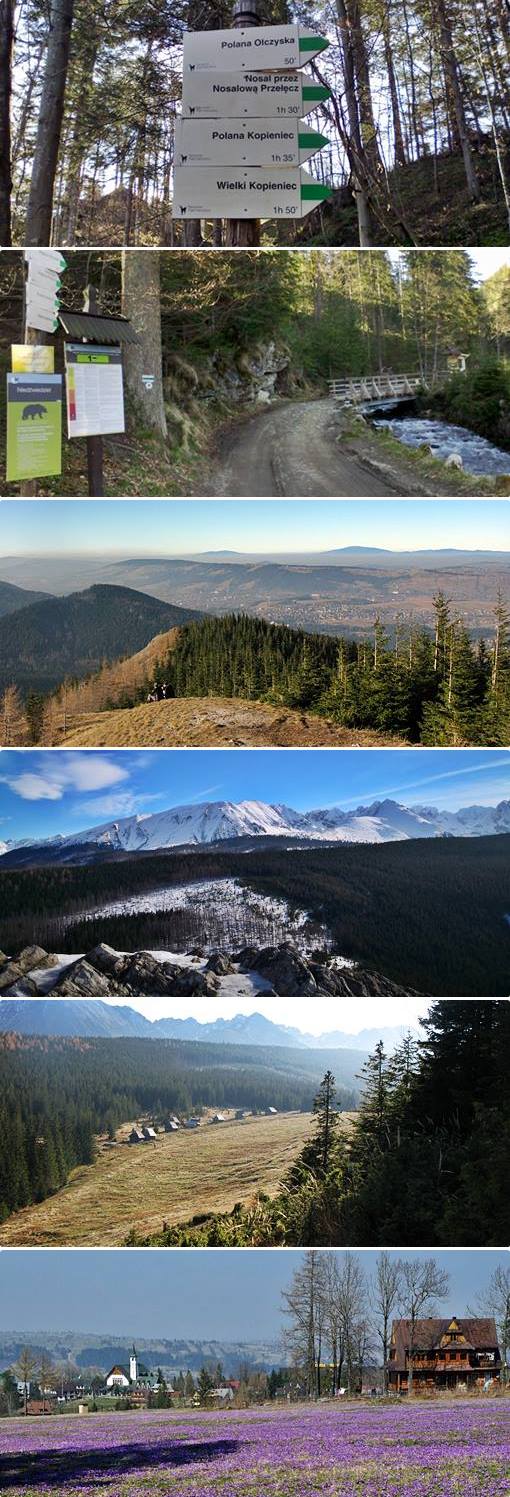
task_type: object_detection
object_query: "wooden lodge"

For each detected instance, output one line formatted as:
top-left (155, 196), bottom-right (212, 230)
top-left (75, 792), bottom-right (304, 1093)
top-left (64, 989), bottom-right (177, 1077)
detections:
top-left (388, 1317), bottom-right (502, 1393)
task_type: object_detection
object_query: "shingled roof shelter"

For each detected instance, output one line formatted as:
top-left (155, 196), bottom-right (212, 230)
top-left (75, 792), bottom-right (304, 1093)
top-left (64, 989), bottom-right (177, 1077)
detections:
top-left (388, 1317), bottom-right (502, 1393)
top-left (57, 308), bottom-right (140, 345)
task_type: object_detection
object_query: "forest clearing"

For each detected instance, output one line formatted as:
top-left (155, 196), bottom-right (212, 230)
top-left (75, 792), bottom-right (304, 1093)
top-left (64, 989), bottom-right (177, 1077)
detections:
top-left (1, 1399), bottom-right (508, 1496)
top-left (0, 1110), bottom-right (322, 1247)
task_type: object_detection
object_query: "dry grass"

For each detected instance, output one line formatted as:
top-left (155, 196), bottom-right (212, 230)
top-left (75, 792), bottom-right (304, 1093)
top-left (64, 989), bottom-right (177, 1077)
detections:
top-left (0, 1111), bottom-right (328, 1247)
top-left (61, 695), bottom-right (407, 748)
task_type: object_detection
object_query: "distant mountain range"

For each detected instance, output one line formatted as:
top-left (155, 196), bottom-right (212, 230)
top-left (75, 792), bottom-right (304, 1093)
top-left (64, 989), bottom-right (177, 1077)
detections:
top-left (0, 579), bottom-right (51, 618)
top-left (0, 584), bottom-right (200, 694)
top-left (2, 795), bottom-right (509, 861)
top-left (0, 1329), bottom-right (283, 1376)
top-left (0, 999), bottom-right (412, 1052)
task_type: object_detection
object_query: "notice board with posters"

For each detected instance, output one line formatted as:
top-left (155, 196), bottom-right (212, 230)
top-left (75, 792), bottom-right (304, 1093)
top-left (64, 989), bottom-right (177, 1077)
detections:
top-left (6, 373), bottom-right (62, 481)
top-left (65, 344), bottom-right (125, 437)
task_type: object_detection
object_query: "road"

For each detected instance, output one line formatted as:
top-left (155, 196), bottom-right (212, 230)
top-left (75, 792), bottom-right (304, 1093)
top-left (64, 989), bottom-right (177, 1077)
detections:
top-left (207, 397), bottom-right (400, 497)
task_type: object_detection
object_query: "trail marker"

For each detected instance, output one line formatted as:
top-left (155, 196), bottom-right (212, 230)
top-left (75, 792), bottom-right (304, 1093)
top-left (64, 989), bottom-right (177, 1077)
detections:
top-left (175, 118), bottom-right (329, 167)
top-left (173, 165), bottom-right (331, 219)
top-left (180, 70), bottom-right (331, 119)
top-left (183, 24), bottom-right (329, 73)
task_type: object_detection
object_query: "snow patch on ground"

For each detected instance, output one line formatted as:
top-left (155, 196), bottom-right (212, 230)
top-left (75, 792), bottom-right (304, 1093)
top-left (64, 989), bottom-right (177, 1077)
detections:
top-left (70, 876), bottom-right (333, 954)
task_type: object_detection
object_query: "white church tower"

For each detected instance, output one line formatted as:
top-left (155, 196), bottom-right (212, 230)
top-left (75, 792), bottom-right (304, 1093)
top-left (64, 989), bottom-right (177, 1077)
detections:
top-left (129, 1345), bottom-right (138, 1384)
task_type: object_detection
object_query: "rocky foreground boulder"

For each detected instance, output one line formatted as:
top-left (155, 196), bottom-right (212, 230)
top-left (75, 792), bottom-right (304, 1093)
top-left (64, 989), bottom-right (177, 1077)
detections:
top-left (0, 942), bottom-right (420, 997)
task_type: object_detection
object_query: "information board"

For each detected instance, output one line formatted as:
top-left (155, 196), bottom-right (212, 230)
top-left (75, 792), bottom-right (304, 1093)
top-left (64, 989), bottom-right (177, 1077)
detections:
top-left (11, 345), bottom-right (55, 374)
top-left (65, 344), bottom-right (125, 438)
top-left (6, 374), bottom-right (62, 482)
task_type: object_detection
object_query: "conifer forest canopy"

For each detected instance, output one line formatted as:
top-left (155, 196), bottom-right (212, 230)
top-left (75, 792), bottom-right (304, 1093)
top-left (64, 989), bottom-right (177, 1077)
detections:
top-left (1, 0), bottom-right (510, 246)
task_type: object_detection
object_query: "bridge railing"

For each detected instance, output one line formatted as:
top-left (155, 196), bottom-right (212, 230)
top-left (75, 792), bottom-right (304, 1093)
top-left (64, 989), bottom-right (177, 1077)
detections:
top-left (328, 374), bottom-right (427, 402)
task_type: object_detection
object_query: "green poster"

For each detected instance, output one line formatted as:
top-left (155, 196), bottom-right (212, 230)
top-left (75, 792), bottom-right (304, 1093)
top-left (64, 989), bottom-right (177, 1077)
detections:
top-left (6, 374), bottom-right (62, 482)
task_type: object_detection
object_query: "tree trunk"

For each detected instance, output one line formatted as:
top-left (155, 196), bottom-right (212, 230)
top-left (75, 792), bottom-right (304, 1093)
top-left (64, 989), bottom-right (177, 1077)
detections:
top-left (381, 0), bottom-right (407, 165)
top-left (25, 0), bottom-right (75, 244)
top-left (0, 0), bottom-right (14, 243)
top-left (121, 250), bottom-right (167, 438)
top-left (434, 0), bottom-right (480, 199)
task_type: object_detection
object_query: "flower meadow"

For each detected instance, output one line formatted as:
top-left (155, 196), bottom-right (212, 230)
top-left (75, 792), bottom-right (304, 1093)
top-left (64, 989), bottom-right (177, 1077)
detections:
top-left (0, 1399), bottom-right (509, 1497)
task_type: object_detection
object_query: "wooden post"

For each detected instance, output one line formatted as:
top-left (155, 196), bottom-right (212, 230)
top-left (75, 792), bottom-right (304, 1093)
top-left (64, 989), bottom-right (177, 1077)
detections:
top-left (82, 283), bottom-right (104, 497)
top-left (224, 0), bottom-right (266, 247)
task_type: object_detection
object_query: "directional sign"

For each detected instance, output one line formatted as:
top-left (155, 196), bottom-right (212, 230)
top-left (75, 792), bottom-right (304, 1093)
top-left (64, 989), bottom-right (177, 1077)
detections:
top-left (180, 69), bottom-right (330, 120)
top-left (25, 249), bottom-right (67, 271)
top-left (24, 250), bottom-right (66, 333)
top-left (183, 25), bottom-right (329, 73)
top-left (173, 165), bottom-right (332, 219)
top-left (175, 117), bottom-right (329, 167)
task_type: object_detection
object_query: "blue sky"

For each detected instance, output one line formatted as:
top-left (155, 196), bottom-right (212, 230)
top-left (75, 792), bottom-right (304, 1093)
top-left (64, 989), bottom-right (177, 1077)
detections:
top-left (1, 499), bottom-right (508, 557)
top-left (0, 748), bottom-right (508, 843)
top-left (0, 1250), bottom-right (506, 1341)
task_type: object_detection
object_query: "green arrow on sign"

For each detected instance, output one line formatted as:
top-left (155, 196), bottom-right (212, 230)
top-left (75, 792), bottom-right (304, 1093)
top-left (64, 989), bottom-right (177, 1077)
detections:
top-left (302, 83), bottom-right (331, 101)
top-left (301, 182), bottom-right (333, 201)
top-left (299, 35), bottom-right (329, 53)
top-left (298, 129), bottom-right (329, 151)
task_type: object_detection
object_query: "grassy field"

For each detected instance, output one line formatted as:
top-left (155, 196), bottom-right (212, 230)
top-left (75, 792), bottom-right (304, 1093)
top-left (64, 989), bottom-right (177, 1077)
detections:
top-left (60, 696), bottom-right (407, 748)
top-left (0, 1111), bottom-right (322, 1247)
top-left (2, 1399), bottom-right (508, 1496)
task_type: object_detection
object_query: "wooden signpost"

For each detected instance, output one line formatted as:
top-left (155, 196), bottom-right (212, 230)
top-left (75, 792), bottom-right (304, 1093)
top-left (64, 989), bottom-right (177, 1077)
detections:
top-left (178, 3), bottom-right (332, 245)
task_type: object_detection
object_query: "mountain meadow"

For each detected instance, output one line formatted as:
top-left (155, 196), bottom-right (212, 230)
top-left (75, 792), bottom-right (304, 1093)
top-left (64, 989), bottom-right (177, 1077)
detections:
top-left (0, 1002), bottom-right (507, 1247)
top-left (2, 591), bottom-right (509, 749)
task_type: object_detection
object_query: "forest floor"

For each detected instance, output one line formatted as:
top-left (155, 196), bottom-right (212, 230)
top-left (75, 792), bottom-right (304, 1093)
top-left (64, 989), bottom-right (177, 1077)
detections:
top-left (0, 1110), bottom-right (331, 1246)
top-left (298, 148), bottom-right (510, 247)
top-left (60, 695), bottom-right (408, 748)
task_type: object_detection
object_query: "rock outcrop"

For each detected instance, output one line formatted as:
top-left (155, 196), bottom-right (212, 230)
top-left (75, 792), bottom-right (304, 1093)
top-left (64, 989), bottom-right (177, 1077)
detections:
top-left (0, 941), bottom-right (421, 997)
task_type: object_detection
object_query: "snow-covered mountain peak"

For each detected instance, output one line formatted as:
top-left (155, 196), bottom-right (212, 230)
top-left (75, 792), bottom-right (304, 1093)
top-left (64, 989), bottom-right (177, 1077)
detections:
top-left (2, 796), bottom-right (509, 860)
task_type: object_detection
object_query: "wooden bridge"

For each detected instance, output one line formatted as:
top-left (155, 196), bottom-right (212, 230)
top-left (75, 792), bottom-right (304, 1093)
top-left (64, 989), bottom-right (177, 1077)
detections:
top-left (328, 373), bottom-right (430, 403)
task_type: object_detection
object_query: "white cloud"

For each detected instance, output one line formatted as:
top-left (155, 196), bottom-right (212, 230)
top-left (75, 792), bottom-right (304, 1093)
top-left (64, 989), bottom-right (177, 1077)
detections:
top-left (2, 773), bottom-right (64, 802)
top-left (1, 753), bottom-right (130, 802)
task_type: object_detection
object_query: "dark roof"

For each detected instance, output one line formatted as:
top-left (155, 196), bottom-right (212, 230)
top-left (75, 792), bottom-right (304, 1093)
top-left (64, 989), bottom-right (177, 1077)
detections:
top-left (390, 1318), bottom-right (500, 1371)
top-left (57, 309), bottom-right (140, 345)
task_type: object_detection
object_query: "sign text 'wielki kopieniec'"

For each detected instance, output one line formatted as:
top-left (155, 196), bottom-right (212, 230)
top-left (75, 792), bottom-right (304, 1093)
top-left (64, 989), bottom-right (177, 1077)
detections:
top-left (174, 24), bottom-right (333, 219)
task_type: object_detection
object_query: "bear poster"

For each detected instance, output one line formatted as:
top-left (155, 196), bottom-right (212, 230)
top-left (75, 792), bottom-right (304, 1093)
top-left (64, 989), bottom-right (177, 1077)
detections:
top-left (6, 373), bottom-right (62, 481)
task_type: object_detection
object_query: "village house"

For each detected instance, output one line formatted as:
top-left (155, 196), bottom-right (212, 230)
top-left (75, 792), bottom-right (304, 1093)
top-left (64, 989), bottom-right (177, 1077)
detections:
top-left (265, 1106), bottom-right (278, 1116)
top-left (184, 1117), bottom-right (201, 1129)
top-left (128, 1128), bottom-right (145, 1145)
top-left (211, 1113), bottom-right (226, 1124)
top-left (387, 1317), bottom-right (502, 1393)
top-left (235, 1109), bottom-right (250, 1120)
top-left (142, 1126), bottom-right (157, 1141)
top-left (165, 1120), bottom-right (180, 1132)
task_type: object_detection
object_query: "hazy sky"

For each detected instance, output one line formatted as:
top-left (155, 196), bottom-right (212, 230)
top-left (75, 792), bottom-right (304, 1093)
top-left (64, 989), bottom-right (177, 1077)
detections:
top-left (95, 994), bottom-right (427, 1033)
top-left (0, 1249), bottom-right (506, 1341)
top-left (0, 748), bottom-right (508, 842)
top-left (1, 499), bottom-right (509, 557)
